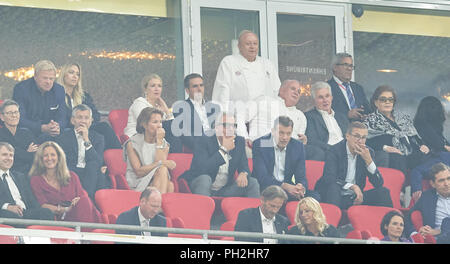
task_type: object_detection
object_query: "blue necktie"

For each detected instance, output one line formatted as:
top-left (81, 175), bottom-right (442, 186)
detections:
top-left (343, 82), bottom-right (356, 109)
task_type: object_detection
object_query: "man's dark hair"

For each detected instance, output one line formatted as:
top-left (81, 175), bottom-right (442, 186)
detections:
top-left (261, 185), bottom-right (288, 202)
top-left (429, 162), bottom-right (449, 182)
top-left (346, 121), bottom-right (367, 134)
top-left (273, 116), bottom-right (293, 129)
top-left (184, 73), bottom-right (203, 89)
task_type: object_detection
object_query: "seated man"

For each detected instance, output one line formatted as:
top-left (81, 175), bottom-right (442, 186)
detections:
top-left (234, 185), bottom-right (290, 243)
top-left (314, 121), bottom-right (393, 209)
top-left (305, 81), bottom-right (349, 161)
top-left (170, 73), bottom-right (221, 152)
top-left (0, 99), bottom-right (38, 174)
top-left (181, 112), bottom-right (260, 198)
top-left (0, 142), bottom-right (53, 222)
top-left (406, 162), bottom-right (450, 244)
top-left (252, 116), bottom-right (320, 201)
top-left (116, 187), bottom-right (168, 237)
top-left (57, 104), bottom-right (108, 200)
top-left (12, 60), bottom-right (68, 143)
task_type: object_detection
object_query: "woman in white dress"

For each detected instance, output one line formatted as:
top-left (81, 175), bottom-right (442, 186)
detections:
top-left (124, 107), bottom-right (175, 193)
top-left (124, 73), bottom-right (173, 138)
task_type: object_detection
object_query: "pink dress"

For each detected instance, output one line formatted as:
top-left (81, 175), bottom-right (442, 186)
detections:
top-left (30, 171), bottom-right (102, 224)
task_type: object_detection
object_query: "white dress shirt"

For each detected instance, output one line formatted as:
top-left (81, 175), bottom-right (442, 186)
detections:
top-left (317, 108), bottom-right (343, 145)
top-left (342, 143), bottom-right (377, 194)
top-left (75, 130), bottom-right (88, 168)
top-left (211, 138), bottom-right (231, 191)
top-left (273, 137), bottom-right (286, 182)
top-left (189, 98), bottom-right (211, 132)
top-left (435, 194), bottom-right (450, 229)
top-left (259, 207), bottom-right (278, 244)
top-left (138, 207), bottom-right (151, 236)
top-left (1, 170), bottom-right (26, 210)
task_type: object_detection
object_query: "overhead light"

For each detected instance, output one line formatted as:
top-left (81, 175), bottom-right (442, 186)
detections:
top-left (377, 69), bottom-right (398, 73)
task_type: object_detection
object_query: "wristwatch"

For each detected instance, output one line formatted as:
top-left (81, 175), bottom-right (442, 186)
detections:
top-left (84, 141), bottom-right (92, 148)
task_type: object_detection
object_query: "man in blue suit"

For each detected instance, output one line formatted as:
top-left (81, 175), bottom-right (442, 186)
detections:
top-left (406, 162), bottom-right (450, 243)
top-left (116, 187), bottom-right (168, 237)
top-left (181, 112), bottom-right (260, 198)
top-left (252, 116), bottom-right (320, 201)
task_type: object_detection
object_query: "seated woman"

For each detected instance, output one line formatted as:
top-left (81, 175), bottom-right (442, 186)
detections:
top-left (124, 73), bottom-right (173, 138)
top-left (286, 197), bottom-right (339, 243)
top-left (365, 85), bottom-right (430, 178)
top-left (29, 141), bottom-right (102, 223)
top-left (124, 107), bottom-right (175, 193)
top-left (0, 99), bottom-right (38, 174)
top-left (57, 63), bottom-right (121, 150)
top-left (410, 96), bottom-right (450, 202)
top-left (380, 210), bottom-right (411, 242)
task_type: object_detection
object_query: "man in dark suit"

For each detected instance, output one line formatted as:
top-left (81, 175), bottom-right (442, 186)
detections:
top-left (327, 53), bottom-right (370, 121)
top-left (57, 104), bottom-right (108, 200)
top-left (0, 142), bottom-right (53, 222)
top-left (234, 185), bottom-right (290, 243)
top-left (315, 121), bottom-right (393, 209)
top-left (305, 81), bottom-right (349, 161)
top-left (12, 60), bottom-right (68, 143)
top-left (406, 162), bottom-right (450, 243)
top-left (182, 112), bottom-right (260, 198)
top-left (170, 73), bottom-right (220, 152)
top-left (252, 116), bottom-right (320, 201)
top-left (116, 187), bottom-right (168, 237)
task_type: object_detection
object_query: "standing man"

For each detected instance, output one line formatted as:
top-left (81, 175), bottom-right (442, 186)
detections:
top-left (314, 122), bottom-right (393, 209)
top-left (13, 60), bottom-right (68, 143)
top-left (305, 81), bottom-right (349, 161)
top-left (181, 112), bottom-right (260, 198)
top-left (170, 73), bottom-right (221, 152)
top-left (328, 53), bottom-right (370, 121)
top-left (116, 187), bottom-right (168, 237)
top-left (57, 104), bottom-right (108, 200)
top-left (252, 116), bottom-right (319, 201)
top-left (0, 142), bottom-right (53, 222)
top-left (212, 30), bottom-right (281, 151)
top-left (234, 185), bottom-right (290, 243)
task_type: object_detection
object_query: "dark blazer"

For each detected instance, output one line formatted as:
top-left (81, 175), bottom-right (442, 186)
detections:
top-left (328, 77), bottom-right (370, 118)
top-left (171, 99), bottom-right (220, 151)
top-left (414, 119), bottom-right (449, 154)
top-left (116, 206), bottom-right (168, 237)
top-left (315, 140), bottom-right (384, 195)
top-left (0, 170), bottom-right (41, 211)
top-left (12, 77), bottom-right (68, 136)
top-left (182, 134), bottom-right (251, 187)
top-left (286, 224), bottom-right (339, 244)
top-left (234, 207), bottom-right (290, 243)
top-left (305, 108), bottom-right (349, 152)
top-left (56, 128), bottom-right (105, 170)
top-left (405, 189), bottom-right (439, 236)
top-left (0, 126), bottom-right (36, 174)
top-left (252, 133), bottom-right (307, 190)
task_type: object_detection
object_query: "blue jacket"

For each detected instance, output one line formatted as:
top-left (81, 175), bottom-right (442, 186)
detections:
top-left (13, 77), bottom-right (68, 137)
top-left (406, 189), bottom-right (439, 236)
top-left (252, 133), bottom-right (307, 190)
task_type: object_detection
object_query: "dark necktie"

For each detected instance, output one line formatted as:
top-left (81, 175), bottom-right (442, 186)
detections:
top-left (343, 82), bottom-right (356, 109)
top-left (2, 173), bottom-right (15, 205)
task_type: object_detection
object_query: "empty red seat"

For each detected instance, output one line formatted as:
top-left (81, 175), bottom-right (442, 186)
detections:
top-left (104, 149), bottom-right (129, 189)
top-left (108, 109), bottom-right (129, 145)
top-left (95, 189), bottom-right (141, 224)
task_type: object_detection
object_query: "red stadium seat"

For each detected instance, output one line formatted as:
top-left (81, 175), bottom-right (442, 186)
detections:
top-left (410, 210), bottom-right (436, 244)
top-left (364, 167), bottom-right (405, 209)
top-left (305, 160), bottom-right (324, 190)
top-left (285, 201), bottom-right (342, 228)
top-left (347, 205), bottom-right (401, 239)
top-left (219, 197), bottom-right (260, 239)
top-left (95, 189), bottom-right (141, 224)
top-left (167, 153), bottom-right (193, 193)
top-left (108, 109), bottom-right (129, 145)
top-left (162, 193), bottom-right (215, 238)
top-left (0, 224), bottom-right (19, 244)
top-left (104, 149), bottom-right (129, 189)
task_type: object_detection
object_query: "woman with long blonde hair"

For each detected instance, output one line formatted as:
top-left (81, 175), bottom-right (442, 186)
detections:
top-left (57, 63), bottom-right (121, 150)
top-left (286, 197), bottom-right (339, 243)
top-left (29, 141), bottom-right (101, 223)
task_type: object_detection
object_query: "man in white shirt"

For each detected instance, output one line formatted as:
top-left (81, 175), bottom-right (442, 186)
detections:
top-left (57, 104), bottom-right (108, 200)
top-left (305, 81), bottom-right (349, 161)
top-left (0, 142), bottom-right (53, 221)
top-left (212, 30), bottom-right (281, 151)
top-left (314, 122), bottom-right (393, 209)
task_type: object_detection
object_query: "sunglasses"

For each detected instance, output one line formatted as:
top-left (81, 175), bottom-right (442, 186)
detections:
top-left (377, 97), bottom-right (395, 103)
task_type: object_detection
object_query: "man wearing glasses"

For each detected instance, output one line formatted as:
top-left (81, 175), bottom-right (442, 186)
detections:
top-left (314, 121), bottom-right (393, 209)
top-left (181, 112), bottom-right (260, 198)
top-left (328, 53), bottom-right (370, 121)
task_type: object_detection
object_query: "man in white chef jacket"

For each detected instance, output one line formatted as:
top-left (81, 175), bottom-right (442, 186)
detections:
top-left (212, 30), bottom-right (281, 156)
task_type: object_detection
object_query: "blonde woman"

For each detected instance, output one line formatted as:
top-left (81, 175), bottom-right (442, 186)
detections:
top-left (124, 73), bottom-right (173, 138)
top-left (286, 197), bottom-right (339, 243)
top-left (29, 141), bottom-right (101, 223)
top-left (57, 63), bottom-right (121, 149)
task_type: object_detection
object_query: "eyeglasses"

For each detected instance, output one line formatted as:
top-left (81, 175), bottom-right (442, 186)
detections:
top-left (377, 97), bottom-right (395, 103)
top-left (350, 133), bottom-right (367, 140)
top-left (336, 63), bottom-right (355, 70)
top-left (218, 123), bottom-right (237, 129)
top-left (3, 111), bottom-right (19, 116)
